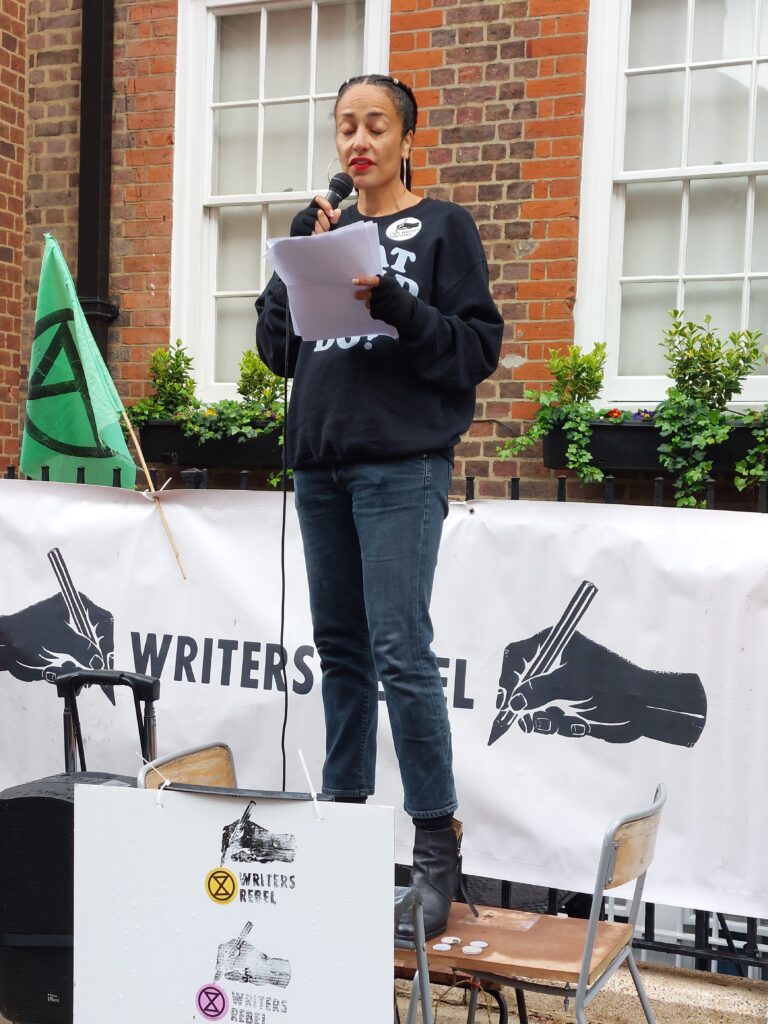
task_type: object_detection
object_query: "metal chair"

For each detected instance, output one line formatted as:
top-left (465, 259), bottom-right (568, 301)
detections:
top-left (137, 740), bottom-right (237, 789)
top-left (395, 784), bottom-right (667, 1024)
top-left (394, 887), bottom-right (434, 1024)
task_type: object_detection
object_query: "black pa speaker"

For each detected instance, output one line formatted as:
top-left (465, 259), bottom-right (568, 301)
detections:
top-left (0, 772), bottom-right (134, 1024)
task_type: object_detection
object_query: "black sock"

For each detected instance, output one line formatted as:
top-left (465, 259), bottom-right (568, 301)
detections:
top-left (412, 812), bottom-right (454, 832)
top-left (334, 795), bottom-right (368, 804)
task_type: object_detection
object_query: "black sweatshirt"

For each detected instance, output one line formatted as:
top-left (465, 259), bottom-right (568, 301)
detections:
top-left (255, 197), bottom-right (504, 468)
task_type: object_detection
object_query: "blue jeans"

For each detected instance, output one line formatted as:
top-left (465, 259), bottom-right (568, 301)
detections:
top-left (294, 455), bottom-right (457, 819)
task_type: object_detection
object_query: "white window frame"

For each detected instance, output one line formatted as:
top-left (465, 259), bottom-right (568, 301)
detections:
top-left (171, 0), bottom-right (390, 400)
top-left (575, 0), bottom-right (768, 408)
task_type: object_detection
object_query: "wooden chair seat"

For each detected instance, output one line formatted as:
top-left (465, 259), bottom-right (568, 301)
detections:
top-left (395, 902), bottom-right (634, 987)
top-left (139, 742), bottom-right (236, 789)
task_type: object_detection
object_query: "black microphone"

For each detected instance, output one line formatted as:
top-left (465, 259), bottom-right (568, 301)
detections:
top-left (323, 172), bottom-right (354, 209)
top-left (291, 173), bottom-right (354, 237)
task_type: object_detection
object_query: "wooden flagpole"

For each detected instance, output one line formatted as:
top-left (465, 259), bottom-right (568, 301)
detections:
top-left (122, 411), bottom-right (187, 580)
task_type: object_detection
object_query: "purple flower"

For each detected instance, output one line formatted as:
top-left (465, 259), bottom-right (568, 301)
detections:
top-left (632, 409), bottom-right (655, 421)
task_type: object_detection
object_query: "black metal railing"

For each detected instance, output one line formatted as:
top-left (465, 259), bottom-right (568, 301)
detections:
top-left (462, 471), bottom-right (768, 512)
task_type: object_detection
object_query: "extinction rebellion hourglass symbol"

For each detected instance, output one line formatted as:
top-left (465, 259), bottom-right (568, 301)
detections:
top-left (195, 984), bottom-right (228, 1021)
top-left (205, 868), bottom-right (238, 904)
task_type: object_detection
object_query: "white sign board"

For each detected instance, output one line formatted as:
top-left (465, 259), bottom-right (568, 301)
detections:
top-left (1, 481), bottom-right (767, 919)
top-left (74, 787), bottom-right (393, 1024)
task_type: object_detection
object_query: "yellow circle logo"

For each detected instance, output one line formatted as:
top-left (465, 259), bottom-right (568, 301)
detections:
top-left (206, 867), bottom-right (238, 904)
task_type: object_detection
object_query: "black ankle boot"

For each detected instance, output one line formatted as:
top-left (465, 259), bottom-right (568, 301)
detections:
top-left (396, 819), bottom-right (461, 942)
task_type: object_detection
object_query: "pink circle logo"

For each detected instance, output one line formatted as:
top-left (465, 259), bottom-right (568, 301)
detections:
top-left (196, 983), bottom-right (228, 1020)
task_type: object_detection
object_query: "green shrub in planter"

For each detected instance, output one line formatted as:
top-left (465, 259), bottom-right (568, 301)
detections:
top-left (126, 340), bottom-right (285, 443)
top-left (497, 342), bottom-right (607, 485)
top-left (497, 312), bottom-right (768, 506)
top-left (655, 311), bottom-right (761, 507)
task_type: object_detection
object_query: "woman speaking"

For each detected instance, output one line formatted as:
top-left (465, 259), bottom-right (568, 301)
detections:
top-left (256, 74), bottom-right (503, 939)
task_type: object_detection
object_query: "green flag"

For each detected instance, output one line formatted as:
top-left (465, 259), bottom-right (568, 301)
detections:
top-left (20, 235), bottom-right (137, 488)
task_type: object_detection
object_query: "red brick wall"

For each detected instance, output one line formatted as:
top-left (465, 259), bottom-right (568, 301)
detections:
top-left (19, 0), bottom-right (177, 435)
top-left (3, 0), bottom-right (757, 507)
top-left (390, 0), bottom-right (589, 499)
top-left (0, 1), bottom-right (25, 465)
top-left (111, 0), bottom-right (176, 403)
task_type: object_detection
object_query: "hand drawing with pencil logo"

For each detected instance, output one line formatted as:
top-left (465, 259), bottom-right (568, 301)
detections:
top-left (214, 922), bottom-right (291, 990)
top-left (0, 548), bottom-right (115, 698)
top-left (219, 804), bottom-right (297, 907)
top-left (490, 580), bottom-right (708, 748)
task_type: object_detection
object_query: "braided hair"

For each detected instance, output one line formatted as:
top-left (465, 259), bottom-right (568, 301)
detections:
top-left (335, 74), bottom-right (418, 189)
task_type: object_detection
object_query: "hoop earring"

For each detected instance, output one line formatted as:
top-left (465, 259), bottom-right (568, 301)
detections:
top-left (326, 156), bottom-right (342, 183)
top-left (401, 157), bottom-right (407, 185)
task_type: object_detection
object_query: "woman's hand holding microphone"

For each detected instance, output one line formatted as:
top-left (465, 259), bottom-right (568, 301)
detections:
top-left (290, 174), bottom-right (353, 236)
top-left (289, 195), bottom-right (341, 236)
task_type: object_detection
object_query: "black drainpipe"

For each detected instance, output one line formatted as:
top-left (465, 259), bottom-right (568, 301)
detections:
top-left (76, 0), bottom-right (119, 360)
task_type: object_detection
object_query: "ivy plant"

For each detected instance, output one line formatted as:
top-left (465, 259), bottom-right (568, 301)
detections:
top-left (498, 342), bottom-right (607, 485)
top-left (734, 408), bottom-right (768, 492)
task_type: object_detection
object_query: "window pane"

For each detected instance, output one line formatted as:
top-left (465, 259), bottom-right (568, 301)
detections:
top-left (218, 207), bottom-right (262, 292)
top-left (688, 66), bottom-right (750, 165)
top-left (682, 280), bottom-right (744, 332)
top-left (216, 13), bottom-right (260, 103)
top-left (761, 0), bottom-right (768, 53)
top-left (628, 0), bottom-right (687, 68)
top-left (266, 202), bottom-right (307, 254)
top-left (746, 280), bottom-right (768, 372)
top-left (619, 282), bottom-right (679, 374)
top-left (215, 297), bottom-right (258, 383)
top-left (316, 2), bottom-right (365, 93)
top-left (213, 107), bottom-right (259, 195)
top-left (752, 178), bottom-right (768, 270)
top-left (262, 103), bottom-right (310, 193)
top-left (623, 181), bottom-right (682, 276)
top-left (625, 72), bottom-right (684, 170)
top-left (203, 0), bottom-right (370, 392)
top-left (313, 98), bottom-right (340, 188)
top-left (754, 65), bottom-right (768, 161)
top-left (264, 7), bottom-right (312, 98)
top-left (687, 177), bottom-right (747, 274)
top-left (693, 0), bottom-right (755, 61)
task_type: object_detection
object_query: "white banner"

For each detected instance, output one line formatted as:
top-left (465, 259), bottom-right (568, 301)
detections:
top-left (1, 480), bottom-right (766, 918)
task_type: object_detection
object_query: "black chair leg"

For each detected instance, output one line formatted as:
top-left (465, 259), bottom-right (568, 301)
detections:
top-left (487, 989), bottom-right (509, 1024)
top-left (514, 988), bottom-right (528, 1024)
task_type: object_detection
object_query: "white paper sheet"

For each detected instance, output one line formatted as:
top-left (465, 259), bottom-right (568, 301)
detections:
top-left (265, 221), bottom-right (397, 341)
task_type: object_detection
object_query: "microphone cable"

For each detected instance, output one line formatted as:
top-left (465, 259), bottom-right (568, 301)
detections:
top-left (274, 175), bottom-right (354, 791)
top-left (278, 301), bottom-right (291, 792)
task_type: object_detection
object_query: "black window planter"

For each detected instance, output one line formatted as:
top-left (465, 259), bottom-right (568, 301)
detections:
top-left (138, 420), bottom-right (283, 469)
top-left (542, 421), bottom-right (755, 473)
